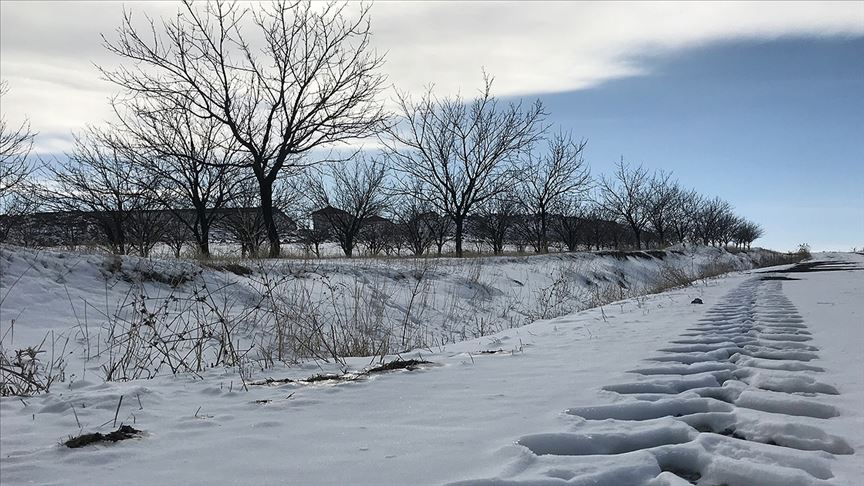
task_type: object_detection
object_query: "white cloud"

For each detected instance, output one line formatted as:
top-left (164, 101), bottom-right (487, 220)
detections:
top-left (369, 1), bottom-right (863, 96)
top-left (1, 0), bottom-right (861, 154)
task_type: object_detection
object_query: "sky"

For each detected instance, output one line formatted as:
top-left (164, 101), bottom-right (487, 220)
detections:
top-left (1, 1), bottom-right (862, 251)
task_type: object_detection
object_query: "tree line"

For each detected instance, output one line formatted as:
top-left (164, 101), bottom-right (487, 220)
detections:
top-left (0, 1), bottom-right (763, 259)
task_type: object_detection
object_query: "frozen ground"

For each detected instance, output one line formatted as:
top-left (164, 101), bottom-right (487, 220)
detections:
top-left (0, 250), bottom-right (861, 485)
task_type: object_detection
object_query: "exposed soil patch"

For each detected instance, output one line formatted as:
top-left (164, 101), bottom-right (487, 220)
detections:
top-left (250, 359), bottom-right (434, 387)
top-left (761, 276), bottom-right (800, 281)
top-left (250, 377), bottom-right (296, 386)
top-left (250, 373), bottom-right (360, 385)
top-left (64, 425), bottom-right (143, 448)
top-left (367, 359), bottom-right (432, 373)
top-left (303, 373), bottom-right (358, 383)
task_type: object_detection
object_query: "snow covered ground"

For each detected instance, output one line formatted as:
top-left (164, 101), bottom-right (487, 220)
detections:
top-left (0, 248), bottom-right (860, 485)
top-left (0, 244), bottom-right (778, 366)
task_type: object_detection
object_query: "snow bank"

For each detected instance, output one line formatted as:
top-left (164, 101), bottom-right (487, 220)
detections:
top-left (1, 244), bottom-right (776, 369)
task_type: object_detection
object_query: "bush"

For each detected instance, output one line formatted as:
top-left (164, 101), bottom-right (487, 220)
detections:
top-left (0, 330), bottom-right (68, 397)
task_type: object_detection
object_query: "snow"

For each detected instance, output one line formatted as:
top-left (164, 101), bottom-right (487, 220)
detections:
top-left (0, 248), bottom-right (861, 485)
top-left (0, 244), bottom-right (773, 370)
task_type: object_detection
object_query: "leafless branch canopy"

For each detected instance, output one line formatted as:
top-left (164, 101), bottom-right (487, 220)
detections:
top-left (520, 131), bottom-right (590, 252)
top-left (384, 75), bottom-right (546, 256)
top-left (596, 157), bottom-right (652, 249)
top-left (0, 81), bottom-right (37, 198)
top-left (306, 156), bottom-right (387, 257)
top-left (46, 128), bottom-right (154, 254)
top-left (110, 96), bottom-right (247, 256)
top-left (101, 0), bottom-right (387, 256)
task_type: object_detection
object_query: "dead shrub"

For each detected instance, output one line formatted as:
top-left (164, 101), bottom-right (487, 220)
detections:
top-left (0, 327), bottom-right (68, 397)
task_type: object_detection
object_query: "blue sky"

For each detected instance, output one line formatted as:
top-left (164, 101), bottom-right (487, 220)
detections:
top-left (531, 38), bottom-right (864, 252)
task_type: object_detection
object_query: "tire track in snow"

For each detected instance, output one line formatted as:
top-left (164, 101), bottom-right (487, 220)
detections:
top-left (451, 276), bottom-right (853, 486)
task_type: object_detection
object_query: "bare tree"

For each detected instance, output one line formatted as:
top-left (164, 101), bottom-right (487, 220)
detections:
top-left (0, 81), bottom-right (37, 199)
top-left (102, 0), bottom-right (387, 257)
top-left (693, 196), bottom-right (734, 247)
top-left (393, 185), bottom-right (436, 256)
top-left (112, 97), bottom-right (247, 258)
top-left (718, 208), bottom-right (739, 248)
top-left (162, 221), bottom-right (193, 258)
top-left (645, 171), bottom-right (675, 248)
top-left (734, 219), bottom-right (763, 249)
top-left (519, 131), bottom-right (590, 253)
top-left (395, 180), bottom-right (454, 256)
top-left (127, 208), bottom-right (172, 257)
top-left (550, 197), bottom-right (587, 252)
top-left (0, 195), bottom-right (40, 243)
top-left (296, 222), bottom-right (330, 258)
top-left (596, 158), bottom-right (651, 249)
top-left (669, 188), bottom-right (702, 245)
top-left (307, 157), bottom-right (387, 257)
top-left (385, 75), bottom-right (546, 257)
top-left (221, 194), bottom-right (267, 257)
top-left (429, 213), bottom-right (454, 256)
top-left (468, 190), bottom-right (520, 255)
top-left (47, 128), bottom-right (151, 255)
top-left (358, 216), bottom-right (396, 256)
top-left (0, 81), bottom-right (40, 243)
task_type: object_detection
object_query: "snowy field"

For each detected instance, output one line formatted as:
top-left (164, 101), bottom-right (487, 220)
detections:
top-left (0, 248), bottom-right (861, 485)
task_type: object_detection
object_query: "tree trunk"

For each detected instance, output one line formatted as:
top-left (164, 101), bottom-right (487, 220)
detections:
top-left (629, 223), bottom-right (642, 250)
top-left (412, 238), bottom-right (425, 256)
top-left (454, 216), bottom-right (464, 257)
top-left (196, 208), bottom-right (211, 258)
top-left (343, 237), bottom-right (354, 257)
top-left (539, 212), bottom-right (548, 254)
top-left (259, 180), bottom-right (281, 258)
top-left (197, 230), bottom-right (210, 258)
top-left (115, 220), bottom-right (127, 255)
